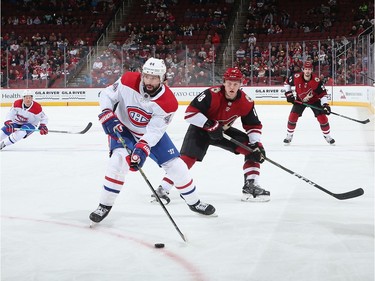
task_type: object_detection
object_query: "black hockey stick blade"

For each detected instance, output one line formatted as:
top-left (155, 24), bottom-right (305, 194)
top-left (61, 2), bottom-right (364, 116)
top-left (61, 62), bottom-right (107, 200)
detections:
top-left (359, 119), bottom-right (370, 124)
top-left (265, 157), bottom-right (365, 200)
top-left (295, 101), bottom-right (371, 124)
top-left (331, 188), bottom-right (364, 200)
top-left (49, 122), bottom-right (92, 134)
top-left (223, 133), bottom-right (365, 200)
top-left (74, 122), bottom-right (92, 134)
top-left (330, 112), bottom-right (370, 124)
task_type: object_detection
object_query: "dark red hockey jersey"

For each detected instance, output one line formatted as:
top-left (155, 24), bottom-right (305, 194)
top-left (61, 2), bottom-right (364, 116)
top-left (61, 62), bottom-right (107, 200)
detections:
top-left (285, 72), bottom-right (327, 104)
top-left (185, 85), bottom-right (262, 137)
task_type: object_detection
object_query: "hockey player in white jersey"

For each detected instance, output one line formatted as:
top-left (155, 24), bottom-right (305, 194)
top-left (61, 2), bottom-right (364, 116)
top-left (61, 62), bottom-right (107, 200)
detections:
top-left (0, 90), bottom-right (48, 150)
top-left (89, 57), bottom-right (216, 224)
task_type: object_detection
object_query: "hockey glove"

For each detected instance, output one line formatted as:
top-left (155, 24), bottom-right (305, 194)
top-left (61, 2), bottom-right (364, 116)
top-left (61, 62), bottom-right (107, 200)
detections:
top-left (4, 120), bottom-right (14, 133)
top-left (38, 124), bottom-right (48, 135)
top-left (323, 103), bottom-right (331, 115)
top-left (98, 109), bottom-right (124, 138)
top-left (127, 140), bottom-right (150, 171)
top-left (285, 91), bottom-right (295, 104)
top-left (246, 142), bottom-right (266, 163)
top-left (204, 120), bottom-right (224, 140)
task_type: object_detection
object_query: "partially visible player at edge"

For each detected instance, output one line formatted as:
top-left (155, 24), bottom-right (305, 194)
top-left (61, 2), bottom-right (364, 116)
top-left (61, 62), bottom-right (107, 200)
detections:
top-left (152, 67), bottom-right (269, 205)
top-left (283, 60), bottom-right (335, 145)
top-left (0, 90), bottom-right (48, 150)
top-left (89, 57), bottom-right (216, 224)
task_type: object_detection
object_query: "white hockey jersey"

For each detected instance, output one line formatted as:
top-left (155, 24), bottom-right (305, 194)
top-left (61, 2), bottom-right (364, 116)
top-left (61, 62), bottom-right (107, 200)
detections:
top-left (6, 99), bottom-right (48, 126)
top-left (99, 72), bottom-right (178, 147)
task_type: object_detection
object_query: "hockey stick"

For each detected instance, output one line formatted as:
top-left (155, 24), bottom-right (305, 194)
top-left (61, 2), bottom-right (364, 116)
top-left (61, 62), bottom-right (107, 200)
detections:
top-left (115, 131), bottom-right (187, 242)
top-left (222, 133), bottom-right (364, 200)
top-left (294, 101), bottom-right (370, 124)
top-left (360, 72), bottom-right (375, 82)
top-left (16, 122), bottom-right (93, 134)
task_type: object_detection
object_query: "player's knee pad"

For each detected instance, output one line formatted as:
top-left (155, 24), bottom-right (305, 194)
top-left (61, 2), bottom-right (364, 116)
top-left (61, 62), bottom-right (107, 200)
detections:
top-left (317, 114), bottom-right (328, 124)
top-left (107, 148), bottom-right (130, 174)
top-left (162, 157), bottom-right (191, 185)
top-left (289, 112), bottom-right (299, 122)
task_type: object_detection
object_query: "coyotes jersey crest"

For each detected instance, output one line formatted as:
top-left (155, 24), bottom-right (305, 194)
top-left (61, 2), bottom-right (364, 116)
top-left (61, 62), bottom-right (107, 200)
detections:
top-left (287, 73), bottom-right (327, 104)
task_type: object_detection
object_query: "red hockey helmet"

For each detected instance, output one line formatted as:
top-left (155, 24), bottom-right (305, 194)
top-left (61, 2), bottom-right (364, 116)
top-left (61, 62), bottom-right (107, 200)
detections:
top-left (303, 60), bottom-right (313, 69)
top-left (223, 68), bottom-right (243, 81)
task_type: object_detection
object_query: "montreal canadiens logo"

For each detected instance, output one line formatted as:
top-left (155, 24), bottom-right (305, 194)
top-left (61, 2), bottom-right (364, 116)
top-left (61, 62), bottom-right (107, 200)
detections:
top-left (15, 114), bottom-right (28, 123)
top-left (127, 106), bottom-right (152, 127)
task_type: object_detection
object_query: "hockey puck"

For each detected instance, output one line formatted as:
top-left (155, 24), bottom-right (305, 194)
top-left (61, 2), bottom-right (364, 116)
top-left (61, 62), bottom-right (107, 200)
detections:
top-left (154, 243), bottom-right (165, 248)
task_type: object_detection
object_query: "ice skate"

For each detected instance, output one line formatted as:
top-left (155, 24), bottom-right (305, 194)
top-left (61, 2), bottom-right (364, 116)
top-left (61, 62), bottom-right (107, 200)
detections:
top-left (150, 186), bottom-right (171, 205)
top-left (324, 135), bottom-right (335, 145)
top-left (283, 133), bottom-right (293, 145)
top-left (242, 179), bottom-right (270, 202)
top-left (89, 204), bottom-right (112, 225)
top-left (188, 200), bottom-right (217, 217)
top-left (0, 141), bottom-right (6, 150)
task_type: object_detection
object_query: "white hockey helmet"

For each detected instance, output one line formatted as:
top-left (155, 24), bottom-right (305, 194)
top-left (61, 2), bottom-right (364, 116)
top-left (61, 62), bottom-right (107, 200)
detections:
top-left (22, 90), bottom-right (33, 97)
top-left (142, 57), bottom-right (167, 82)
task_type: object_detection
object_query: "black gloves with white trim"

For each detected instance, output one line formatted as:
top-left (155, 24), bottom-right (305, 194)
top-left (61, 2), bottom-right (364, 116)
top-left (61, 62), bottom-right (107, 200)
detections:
top-left (204, 120), bottom-right (224, 140)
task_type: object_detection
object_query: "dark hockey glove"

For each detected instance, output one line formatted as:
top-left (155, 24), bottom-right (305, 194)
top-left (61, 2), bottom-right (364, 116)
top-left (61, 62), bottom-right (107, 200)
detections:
top-left (204, 120), bottom-right (224, 140)
top-left (246, 142), bottom-right (266, 163)
top-left (38, 124), bottom-right (48, 135)
top-left (98, 109), bottom-right (124, 138)
top-left (285, 91), bottom-right (295, 104)
top-left (127, 140), bottom-right (150, 171)
top-left (4, 120), bottom-right (14, 133)
top-left (323, 103), bottom-right (331, 115)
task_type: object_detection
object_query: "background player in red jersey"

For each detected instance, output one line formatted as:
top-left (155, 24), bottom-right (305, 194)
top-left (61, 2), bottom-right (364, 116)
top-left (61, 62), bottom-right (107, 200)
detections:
top-left (0, 90), bottom-right (48, 150)
top-left (283, 60), bottom-right (335, 145)
top-left (152, 68), bottom-right (270, 204)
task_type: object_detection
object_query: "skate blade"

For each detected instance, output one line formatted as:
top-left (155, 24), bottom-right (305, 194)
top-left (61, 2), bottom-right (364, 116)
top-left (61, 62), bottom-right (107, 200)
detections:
top-left (207, 212), bottom-right (218, 217)
top-left (150, 197), bottom-right (170, 205)
top-left (89, 221), bottom-right (99, 228)
top-left (241, 195), bottom-right (271, 202)
top-left (193, 211), bottom-right (218, 218)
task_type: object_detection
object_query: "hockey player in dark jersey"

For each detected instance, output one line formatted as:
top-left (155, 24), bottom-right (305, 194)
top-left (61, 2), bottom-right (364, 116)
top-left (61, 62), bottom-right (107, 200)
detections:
top-left (283, 60), bottom-right (335, 145)
top-left (152, 68), bottom-right (270, 204)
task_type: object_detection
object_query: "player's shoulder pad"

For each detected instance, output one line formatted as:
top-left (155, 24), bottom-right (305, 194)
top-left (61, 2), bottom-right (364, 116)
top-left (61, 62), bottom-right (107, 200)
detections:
top-left (13, 99), bottom-right (23, 108)
top-left (29, 101), bottom-right (43, 114)
top-left (294, 73), bottom-right (301, 78)
top-left (239, 91), bottom-right (254, 105)
top-left (243, 92), bottom-right (253, 103)
top-left (208, 86), bottom-right (221, 94)
top-left (194, 87), bottom-right (215, 103)
top-left (153, 86), bottom-right (178, 113)
top-left (310, 74), bottom-right (321, 85)
top-left (120, 71), bottom-right (141, 91)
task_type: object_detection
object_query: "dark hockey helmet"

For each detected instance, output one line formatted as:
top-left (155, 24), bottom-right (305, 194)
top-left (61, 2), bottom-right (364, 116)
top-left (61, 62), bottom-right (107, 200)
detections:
top-left (223, 68), bottom-right (243, 81)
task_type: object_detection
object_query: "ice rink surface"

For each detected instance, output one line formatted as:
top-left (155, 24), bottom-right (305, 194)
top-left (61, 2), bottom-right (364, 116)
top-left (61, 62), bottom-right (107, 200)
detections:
top-left (1, 104), bottom-right (374, 281)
